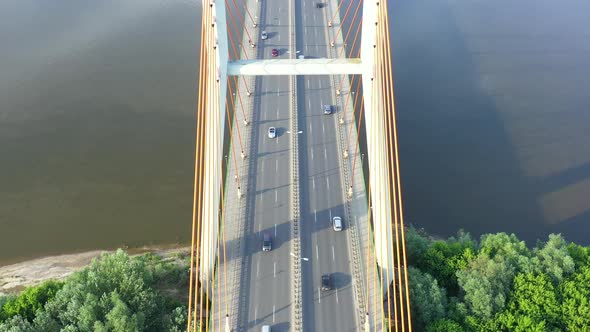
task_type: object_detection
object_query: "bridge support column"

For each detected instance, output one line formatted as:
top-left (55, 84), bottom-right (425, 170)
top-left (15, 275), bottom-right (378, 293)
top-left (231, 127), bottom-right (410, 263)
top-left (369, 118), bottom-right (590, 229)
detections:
top-left (199, 0), bottom-right (229, 311)
top-left (361, 0), bottom-right (395, 295)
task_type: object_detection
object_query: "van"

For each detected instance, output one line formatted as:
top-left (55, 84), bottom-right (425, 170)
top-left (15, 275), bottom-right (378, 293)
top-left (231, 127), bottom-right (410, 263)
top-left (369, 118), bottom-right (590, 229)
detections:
top-left (333, 216), bottom-right (343, 231)
top-left (262, 325), bottom-right (271, 332)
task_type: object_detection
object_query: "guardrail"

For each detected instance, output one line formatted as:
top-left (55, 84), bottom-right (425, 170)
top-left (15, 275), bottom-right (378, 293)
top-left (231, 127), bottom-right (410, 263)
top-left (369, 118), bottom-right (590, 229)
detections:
top-left (289, 0), bottom-right (303, 329)
top-left (325, 1), bottom-right (368, 328)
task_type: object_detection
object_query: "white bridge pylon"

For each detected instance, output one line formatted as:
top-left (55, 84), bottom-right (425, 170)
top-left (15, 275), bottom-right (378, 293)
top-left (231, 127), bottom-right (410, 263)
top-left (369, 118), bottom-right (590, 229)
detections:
top-left (200, 0), bottom-right (396, 329)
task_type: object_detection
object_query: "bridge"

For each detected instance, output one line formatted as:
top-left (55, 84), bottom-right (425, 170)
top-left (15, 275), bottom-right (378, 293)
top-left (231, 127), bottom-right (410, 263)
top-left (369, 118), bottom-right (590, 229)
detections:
top-left (187, 0), bottom-right (412, 330)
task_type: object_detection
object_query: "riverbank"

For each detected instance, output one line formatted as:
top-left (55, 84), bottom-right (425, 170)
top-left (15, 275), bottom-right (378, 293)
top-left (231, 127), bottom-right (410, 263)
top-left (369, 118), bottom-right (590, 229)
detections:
top-left (0, 245), bottom-right (191, 295)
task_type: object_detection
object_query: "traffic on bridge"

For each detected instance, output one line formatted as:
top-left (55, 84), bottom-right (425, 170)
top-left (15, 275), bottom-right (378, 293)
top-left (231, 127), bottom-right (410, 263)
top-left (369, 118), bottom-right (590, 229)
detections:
top-left (186, 0), bottom-right (412, 330)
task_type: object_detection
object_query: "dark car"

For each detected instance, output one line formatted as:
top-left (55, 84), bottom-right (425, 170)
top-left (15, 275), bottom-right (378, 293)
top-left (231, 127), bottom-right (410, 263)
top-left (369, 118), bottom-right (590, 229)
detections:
top-left (316, 2), bottom-right (323, 8)
top-left (323, 104), bottom-right (332, 115)
top-left (321, 274), bottom-right (331, 291)
top-left (262, 233), bottom-right (272, 251)
top-left (271, 48), bottom-right (279, 57)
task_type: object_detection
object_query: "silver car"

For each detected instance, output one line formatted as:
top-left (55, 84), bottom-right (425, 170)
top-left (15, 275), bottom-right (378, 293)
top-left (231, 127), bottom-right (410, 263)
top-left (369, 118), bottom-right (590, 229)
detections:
top-left (323, 104), bottom-right (332, 115)
top-left (268, 127), bottom-right (276, 138)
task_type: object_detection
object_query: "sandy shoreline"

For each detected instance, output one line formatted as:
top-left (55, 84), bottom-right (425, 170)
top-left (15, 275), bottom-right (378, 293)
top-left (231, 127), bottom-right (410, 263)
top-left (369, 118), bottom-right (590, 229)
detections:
top-left (0, 245), bottom-right (191, 295)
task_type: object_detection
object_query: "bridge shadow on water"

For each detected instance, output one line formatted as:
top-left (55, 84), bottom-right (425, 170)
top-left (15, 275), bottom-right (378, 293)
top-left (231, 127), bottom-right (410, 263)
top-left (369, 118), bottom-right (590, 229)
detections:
top-left (390, 0), bottom-right (590, 244)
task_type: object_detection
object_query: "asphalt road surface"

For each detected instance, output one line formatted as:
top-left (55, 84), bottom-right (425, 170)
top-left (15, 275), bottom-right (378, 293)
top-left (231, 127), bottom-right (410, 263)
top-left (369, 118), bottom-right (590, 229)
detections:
top-left (296, 0), bottom-right (358, 331)
top-left (239, 0), bottom-right (357, 330)
top-left (238, 0), bottom-right (293, 331)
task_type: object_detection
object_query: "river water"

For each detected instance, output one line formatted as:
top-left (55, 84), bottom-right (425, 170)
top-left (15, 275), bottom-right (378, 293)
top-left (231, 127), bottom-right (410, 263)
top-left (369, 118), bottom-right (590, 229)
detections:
top-left (1, 0), bottom-right (589, 265)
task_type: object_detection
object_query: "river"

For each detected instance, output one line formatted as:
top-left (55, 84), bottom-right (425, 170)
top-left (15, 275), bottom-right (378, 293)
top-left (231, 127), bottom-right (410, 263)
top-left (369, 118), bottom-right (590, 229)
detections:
top-left (1, 0), bottom-right (589, 265)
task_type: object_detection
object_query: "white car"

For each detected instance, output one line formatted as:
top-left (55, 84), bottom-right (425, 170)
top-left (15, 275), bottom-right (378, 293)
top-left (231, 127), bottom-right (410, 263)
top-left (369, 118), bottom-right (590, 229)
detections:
top-left (268, 127), bottom-right (276, 138)
top-left (333, 216), bottom-right (343, 231)
top-left (261, 31), bottom-right (268, 40)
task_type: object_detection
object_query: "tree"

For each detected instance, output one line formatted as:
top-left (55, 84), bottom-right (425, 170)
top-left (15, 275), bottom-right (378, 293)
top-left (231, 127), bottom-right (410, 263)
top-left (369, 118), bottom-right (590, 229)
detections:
top-left (0, 280), bottom-right (63, 322)
top-left (456, 253), bottom-right (514, 319)
top-left (559, 265), bottom-right (590, 330)
top-left (479, 233), bottom-right (539, 274)
top-left (408, 267), bottom-right (448, 328)
top-left (0, 315), bottom-right (33, 332)
top-left (164, 306), bottom-right (188, 332)
top-left (404, 226), bottom-right (430, 265)
top-left (566, 242), bottom-right (590, 268)
top-left (417, 231), bottom-right (476, 294)
top-left (496, 272), bottom-right (561, 331)
top-left (534, 234), bottom-right (575, 283)
top-left (426, 318), bottom-right (464, 332)
top-left (44, 249), bottom-right (162, 330)
top-left (104, 292), bottom-right (143, 332)
top-left (31, 310), bottom-right (60, 332)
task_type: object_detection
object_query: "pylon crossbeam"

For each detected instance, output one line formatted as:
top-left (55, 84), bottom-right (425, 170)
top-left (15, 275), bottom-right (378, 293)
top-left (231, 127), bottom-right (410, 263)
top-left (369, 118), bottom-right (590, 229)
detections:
top-left (228, 58), bottom-right (363, 76)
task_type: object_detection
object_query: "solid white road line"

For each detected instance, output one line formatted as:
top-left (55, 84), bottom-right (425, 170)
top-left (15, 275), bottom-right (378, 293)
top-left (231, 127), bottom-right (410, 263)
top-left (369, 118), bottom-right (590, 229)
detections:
top-left (312, 177), bottom-right (315, 189)
top-left (319, 80), bottom-right (322, 89)
top-left (257, 260), bottom-right (260, 278)
top-left (255, 307), bottom-right (258, 323)
top-left (318, 288), bottom-right (321, 303)
top-left (258, 224), bottom-right (261, 236)
top-left (314, 209), bottom-right (317, 223)
top-left (273, 305), bottom-right (276, 323)
top-left (311, 148), bottom-right (314, 160)
top-left (307, 80), bottom-right (310, 89)
top-left (324, 148), bottom-right (327, 159)
top-left (308, 99), bottom-right (311, 109)
top-left (277, 87), bottom-right (280, 96)
top-left (275, 190), bottom-right (278, 202)
top-left (332, 246), bottom-right (335, 261)
top-left (322, 122), bottom-right (325, 134)
top-left (274, 262), bottom-right (276, 278)
top-left (329, 209), bottom-right (332, 220)
top-left (275, 223), bottom-right (277, 237)
top-left (316, 245), bottom-right (319, 260)
top-left (335, 287), bottom-right (339, 303)
top-left (309, 122), bottom-right (313, 134)
top-left (276, 159), bottom-right (278, 172)
top-left (327, 177), bottom-right (330, 190)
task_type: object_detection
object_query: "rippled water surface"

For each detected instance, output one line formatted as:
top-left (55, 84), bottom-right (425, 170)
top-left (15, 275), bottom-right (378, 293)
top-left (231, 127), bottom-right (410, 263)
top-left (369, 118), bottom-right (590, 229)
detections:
top-left (392, 0), bottom-right (590, 244)
top-left (0, 0), bottom-right (201, 264)
top-left (1, 0), bottom-right (589, 265)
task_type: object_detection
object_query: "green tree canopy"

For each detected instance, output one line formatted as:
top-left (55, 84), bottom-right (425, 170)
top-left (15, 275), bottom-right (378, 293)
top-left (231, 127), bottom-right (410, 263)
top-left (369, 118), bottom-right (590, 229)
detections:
top-left (0, 280), bottom-right (63, 322)
top-left (408, 267), bottom-right (448, 328)
top-left (533, 234), bottom-right (575, 283)
top-left (456, 253), bottom-right (514, 319)
top-left (426, 318), bottom-right (464, 332)
top-left (417, 230), bottom-right (476, 294)
top-left (559, 265), bottom-right (590, 331)
top-left (44, 249), bottom-right (162, 331)
top-left (404, 226), bottom-right (431, 265)
top-left (479, 233), bottom-right (539, 274)
top-left (496, 272), bottom-right (560, 331)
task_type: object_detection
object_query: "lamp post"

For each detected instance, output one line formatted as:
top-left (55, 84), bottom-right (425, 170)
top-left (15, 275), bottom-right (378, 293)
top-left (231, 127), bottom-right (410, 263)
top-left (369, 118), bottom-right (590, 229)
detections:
top-left (290, 252), bottom-right (309, 261)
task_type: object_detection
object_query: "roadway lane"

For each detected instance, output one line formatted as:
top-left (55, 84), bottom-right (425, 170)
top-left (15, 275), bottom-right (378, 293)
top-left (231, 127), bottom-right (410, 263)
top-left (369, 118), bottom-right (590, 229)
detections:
top-left (242, 0), bottom-right (293, 330)
top-left (296, 0), bottom-right (358, 331)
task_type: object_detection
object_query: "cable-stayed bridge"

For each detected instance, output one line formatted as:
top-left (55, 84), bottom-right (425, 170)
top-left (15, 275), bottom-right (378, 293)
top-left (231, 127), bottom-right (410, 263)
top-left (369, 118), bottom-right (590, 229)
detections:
top-left (187, 0), bottom-right (412, 330)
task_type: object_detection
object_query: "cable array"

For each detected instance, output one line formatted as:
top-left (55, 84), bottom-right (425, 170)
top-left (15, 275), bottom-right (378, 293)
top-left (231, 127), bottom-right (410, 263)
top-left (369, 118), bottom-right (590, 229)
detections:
top-left (373, 0), bottom-right (413, 329)
top-left (332, 0), bottom-right (414, 330)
